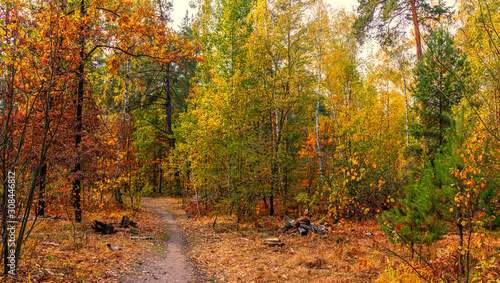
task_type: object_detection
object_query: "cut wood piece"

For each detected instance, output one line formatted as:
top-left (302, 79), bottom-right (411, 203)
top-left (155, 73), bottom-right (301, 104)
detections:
top-left (264, 237), bottom-right (285, 247)
top-left (310, 224), bottom-right (328, 235)
top-left (298, 227), bottom-right (308, 236)
top-left (130, 236), bottom-right (154, 240)
top-left (281, 220), bottom-right (294, 233)
top-left (300, 223), bottom-right (312, 231)
top-left (280, 214), bottom-right (329, 236)
top-left (106, 243), bottom-right (121, 251)
top-left (293, 216), bottom-right (311, 227)
top-left (264, 237), bottom-right (280, 243)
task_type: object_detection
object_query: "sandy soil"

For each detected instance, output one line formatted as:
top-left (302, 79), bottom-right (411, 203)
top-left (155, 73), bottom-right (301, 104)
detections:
top-left (123, 198), bottom-right (207, 283)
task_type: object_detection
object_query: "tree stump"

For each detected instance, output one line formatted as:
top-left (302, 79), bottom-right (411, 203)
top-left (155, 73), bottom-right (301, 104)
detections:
top-left (120, 215), bottom-right (137, 228)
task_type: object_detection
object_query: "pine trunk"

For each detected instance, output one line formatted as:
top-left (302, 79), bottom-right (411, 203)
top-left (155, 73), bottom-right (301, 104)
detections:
top-left (410, 0), bottom-right (422, 61)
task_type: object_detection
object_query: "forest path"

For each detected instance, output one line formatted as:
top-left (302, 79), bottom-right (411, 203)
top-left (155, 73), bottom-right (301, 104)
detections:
top-left (123, 197), bottom-right (204, 283)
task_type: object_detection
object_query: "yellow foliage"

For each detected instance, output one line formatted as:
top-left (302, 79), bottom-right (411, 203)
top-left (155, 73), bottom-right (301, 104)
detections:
top-left (376, 260), bottom-right (437, 283)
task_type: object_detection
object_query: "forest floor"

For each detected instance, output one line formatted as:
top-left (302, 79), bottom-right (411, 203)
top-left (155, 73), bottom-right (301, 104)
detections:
top-left (2, 197), bottom-right (500, 282)
top-left (173, 199), bottom-right (500, 283)
top-left (175, 201), bottom-right (392, 283)
top-left (0, 197), bottom-right (206, 282)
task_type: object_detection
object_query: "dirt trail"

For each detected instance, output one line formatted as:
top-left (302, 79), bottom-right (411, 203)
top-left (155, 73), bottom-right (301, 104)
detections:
top-left (123, 198), bottom-right (203, 283)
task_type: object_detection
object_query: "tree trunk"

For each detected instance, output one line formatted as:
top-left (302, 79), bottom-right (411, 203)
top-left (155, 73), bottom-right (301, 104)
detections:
top-left (165, 63), bottom-right (175, 148)
top-left (270, 192), bottom-right (274, 216)
top-left (401, 67), bottom-right (410, 147)
top-left (114, 68), bottom-right (129, 204)
top-left (316, 38), bottom-right (323, 183)
top-left (159, 155), bottom-right (162, 194)
top-left (37, 163), bottom-right (47, 216)
top-left (328, 81), bottom-right (343, 157)
top-left (458, 222), bottom-right (464, 277)
top-left (410, 0), bottom-right (422, 61)
top-left (38, 89), bottom-right (52, 215)
top-left (72, 0), bottom-right (85, 223)
top-left (494, 89), bottom-right (499, 132)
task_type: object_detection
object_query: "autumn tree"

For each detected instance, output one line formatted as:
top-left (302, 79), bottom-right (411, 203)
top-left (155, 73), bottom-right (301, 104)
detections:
top-left (0, 0), bottom-right (199, 274)
top-left (180, 0), bottom-right (267, 218)
top-left (57, 0), bottom-right (198, 220)
top-left (0, 0), bottom-right (89, 272)
top-left (455, 0), bottom-right (500, 229)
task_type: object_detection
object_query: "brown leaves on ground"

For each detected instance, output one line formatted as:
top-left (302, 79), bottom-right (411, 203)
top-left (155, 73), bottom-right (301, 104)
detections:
top-left (172, 200), bottom-right (500, 282)
top-left (3, 197), bottom-right (500, 282)
top-left (172, 207), bottom-right (386, 282)
top-left (0, 199), bottom-right (170, 282)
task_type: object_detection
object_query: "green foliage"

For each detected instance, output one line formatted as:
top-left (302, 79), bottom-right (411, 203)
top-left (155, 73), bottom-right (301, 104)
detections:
top-left (410, 27), bottom-right (471, 160)
top-left (479, 183), bottom-right (500, 228)
top-left (381, 28), bottom-right (478, 265)
top-left (353, 0), bottom-right (449, 45)
top-left (380, 125), bottom-right (464, 250)
top-left (379, 181), bottom-right (446, 246)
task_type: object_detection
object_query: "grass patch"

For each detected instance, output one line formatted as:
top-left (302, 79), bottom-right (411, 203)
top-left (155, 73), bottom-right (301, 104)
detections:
top-left (161, 233), bottom-right (170, 241)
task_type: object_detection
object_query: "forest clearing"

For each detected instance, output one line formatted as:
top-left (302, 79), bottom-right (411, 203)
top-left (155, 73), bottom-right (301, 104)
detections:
top-left (2, 0), bottom-right (500, 282)
top-left (3, 197), bottom-right (500, 282)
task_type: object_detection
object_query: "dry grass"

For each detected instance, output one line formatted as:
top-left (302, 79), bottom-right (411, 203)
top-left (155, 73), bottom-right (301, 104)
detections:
top-left (171, 199), bottom-right (500, 283)
top-left (3, 197), bottom-right (499, 282)
top-left (174, 206), bottom-right (388, 282)
top-left (0, 199), bottom-right (168, 282)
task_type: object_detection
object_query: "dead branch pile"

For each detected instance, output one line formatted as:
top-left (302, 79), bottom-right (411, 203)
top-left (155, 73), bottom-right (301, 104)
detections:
top-left (280, 210), bottom-right (328, 236)
top-left (92, 220), bottom-right (115, 234)
top-left (92, 216), bottom-right (137, 234)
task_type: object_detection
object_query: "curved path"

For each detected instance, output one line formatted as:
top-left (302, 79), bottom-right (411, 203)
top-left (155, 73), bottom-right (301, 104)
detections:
top-left (123, 198), bottom-right (202, 282)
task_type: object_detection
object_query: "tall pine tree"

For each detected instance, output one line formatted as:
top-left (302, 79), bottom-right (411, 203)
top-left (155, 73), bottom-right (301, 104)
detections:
top-left (410, 27), bottom-right (471, 162)
top-left (380, 28), bottom-right (473, 278)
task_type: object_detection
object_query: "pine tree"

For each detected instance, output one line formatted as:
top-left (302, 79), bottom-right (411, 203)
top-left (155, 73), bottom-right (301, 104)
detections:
top-left (380, 28), bottom-right (473, 277)
top-left (410, 27), bottom-right (471, 162)
top-left (354, 0), bottom-right (450, 61)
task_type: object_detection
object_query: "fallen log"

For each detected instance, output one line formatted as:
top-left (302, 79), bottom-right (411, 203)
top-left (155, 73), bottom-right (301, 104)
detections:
top-left (311, 224), bottom-right (328, 235)
top-left (298, 227), bottom-right (308, 236)
top-left (130, 236), bottom-right (154, 240)
top-left (293, 216), bottom-right (311, 227)
top-left (281, 219), bottom-right (328, 236)
top-left (280, 220), bottom-right (295, 233)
